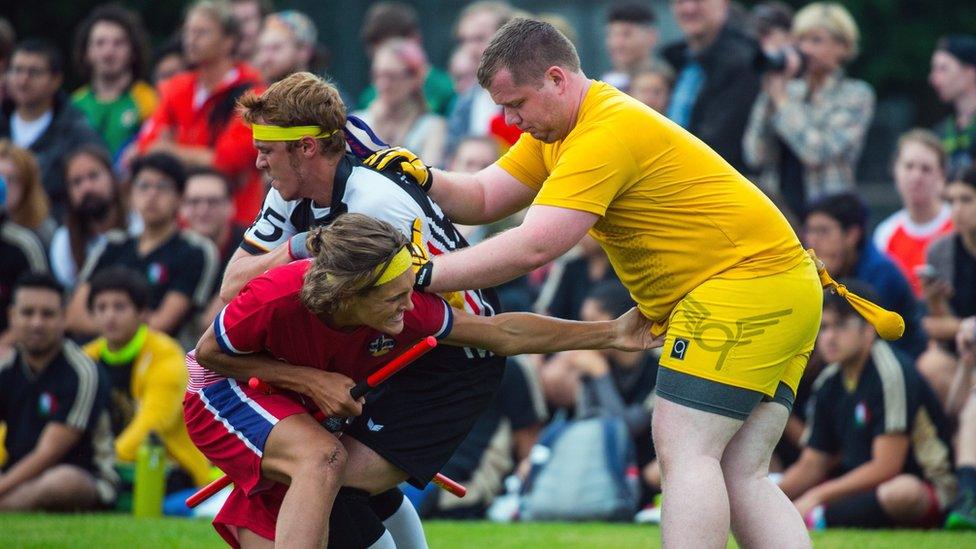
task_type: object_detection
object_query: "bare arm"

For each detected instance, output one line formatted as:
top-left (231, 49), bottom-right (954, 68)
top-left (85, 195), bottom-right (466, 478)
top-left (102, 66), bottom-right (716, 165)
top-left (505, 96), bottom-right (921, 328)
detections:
top-left (148, 292), bottom-right (193, 334)
top-left (779, 447), bottom-right (836, 499)
top-left (441, 307), bottom-right (659, 356)
top-left (65, 283), bottom-right (98, 337)
top-left (195, 325), bottom-right (362, 417)
top-left (219, 245), bottom-right (292, 302)
top-left (427, 205), bottom-right (598, 294)
top-left (427, 164), bottom-right (537, 225)
top-left (0, 423), bottom-right (82, 498)
top-left (799, 433), bottom-right (909, 506)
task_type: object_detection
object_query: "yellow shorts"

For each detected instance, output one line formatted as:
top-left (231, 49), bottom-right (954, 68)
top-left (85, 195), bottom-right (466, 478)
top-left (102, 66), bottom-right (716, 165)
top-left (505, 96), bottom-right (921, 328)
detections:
top-left (658, 257), bottom-right (822, 397)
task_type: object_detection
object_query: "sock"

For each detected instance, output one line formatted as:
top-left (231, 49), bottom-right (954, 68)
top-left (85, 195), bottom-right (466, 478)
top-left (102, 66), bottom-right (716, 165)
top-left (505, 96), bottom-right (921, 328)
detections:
top-left (366, 530), bottom-right (397, 549)
top-left (371, 488), bottom-right (428, 549)
top-left (958, 466), bottom-right (976, 498)
top-left (823, 490), bottom-right (892, 529)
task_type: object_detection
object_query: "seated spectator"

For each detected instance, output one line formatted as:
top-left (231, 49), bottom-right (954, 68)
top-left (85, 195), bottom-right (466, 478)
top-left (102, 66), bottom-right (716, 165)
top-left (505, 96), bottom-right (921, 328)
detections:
top-left (410, 357), bottom-right (546, 519)
top-left (68, 152), bottom-right (218, 338)
top-left (945, 316), bottom-right (976, 529)
top-left (929, 34), bottom-right (976, 177)
top-left (915, 167), bottom-right (976, 405)
top-left (743, 2), bottom-right (874, 215)
top-left (0, 38), bottom-right (104, 219)
top-left (804, 192), bottom-right (925, 359)
top-left (535, 235), bottom-right (619, 322)
top-left (538, 281), bottom-right (659, 501)
top-left (0, 139), bottom-right (54, 245)
top-left (0, 273), bottom-right (117, 512)
top-left (50, 145), bottom-right (132, 291)
top-left (357, 1), bottom-right (455, 116)
top-left (448, 46), bottom-right (478, 99)
top-left (253, 10), bottom-right (317, 84)
top-left (0, 17), bottom-right (14, 103)
top-left (180, 167), bottom-right (245, 325)
top-left (0, 177), bottom-right (47, 353)
top-left (601, 2), bottom-right (659, 92)
top-left (779, 283), bottom-right (956, 529)
top-left (229, 0), bottom-right (267, 62)
top-left (355, 38), bottom-right (447, 168)
top-left (627, 61), bottom-right (673, 114)
top-left (151, 38), bottom-right (186, 87)
top-left (71, 5), bottom-right (158, 159)
top-left (874, 129), bottom-right (954, 296)
top-left (663, 0), bottom-right (760, 172)
top-left (82, 267), bottom-right (211, 488)
top-left (136, 0), bottom-right (265, 225)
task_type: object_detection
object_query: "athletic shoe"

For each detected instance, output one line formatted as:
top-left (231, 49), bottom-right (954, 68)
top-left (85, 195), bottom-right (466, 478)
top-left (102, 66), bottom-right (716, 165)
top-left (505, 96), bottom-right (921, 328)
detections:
top-left (634, 505), bottom-right (661, 524)
top-left (945, 492), bottom-right (976, 530)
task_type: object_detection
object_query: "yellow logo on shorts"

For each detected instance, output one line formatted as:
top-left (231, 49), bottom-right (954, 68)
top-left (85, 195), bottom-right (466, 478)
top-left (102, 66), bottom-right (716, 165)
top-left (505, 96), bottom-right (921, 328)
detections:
top-left (682, 297), bottom-right (793, 371)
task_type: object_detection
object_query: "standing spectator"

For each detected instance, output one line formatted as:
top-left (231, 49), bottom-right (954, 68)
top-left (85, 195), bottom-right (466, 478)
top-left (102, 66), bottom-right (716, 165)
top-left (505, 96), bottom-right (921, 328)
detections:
top-left (180, 167), bottom-right (244, 325)
top-left (136, 0), bottom-right (265, 225)
top-left (358, 1), bottom-right (455, 116)
top-left (662, 0), bottom-right (761, 172)
top-left (151, 38), bottom-right (186, 87)
top-left (253, 10), bottom-right (316, 84)
top-left (743, 2), bottom-right (874, 216)
top-left (83, 267), bottom-right (211, 488)
top-left (803, 192), bottom-right (925, 359)
top-left (71, 5), bottom-right (158, 159)
top-left (0, 273), bottom-right (117, 512)
top-left (0, 139), bottom-right (54, 245)
top-left (446, 1), bottom-right (515, 152)
top-left (750, 2), bottom-right (794, 52)
top-left (601, 3), bottom-right (659, 93)
top-left (0, 18), bottom-right (14, 104)
top-left (448, 47), bottom-right (479, 98)
top-left (627, 61), bottom-right (674, 113)
top-left (51, 145), bottom-right (131, 291)
top-left (230, 0), bottom-right (269, 62)
top-left (0, 177), bottom-right (48, 353)
top-left (355, 39), bottom-right (447, 168)
top-left (0, 39), bottom-right (104, 219)
top-left (779, 284), bottom-right (956, 529)
top-left (930, 35), bottom-right (976, 177)
top-left (67, 152), bottom-right (218, 338)
top-left (874, 129), bottom-right (953, 296)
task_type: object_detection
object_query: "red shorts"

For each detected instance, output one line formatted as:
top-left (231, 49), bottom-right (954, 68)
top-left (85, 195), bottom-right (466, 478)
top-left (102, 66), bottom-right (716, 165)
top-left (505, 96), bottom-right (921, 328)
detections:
top-left (184, 377), bottom-right (312, 546)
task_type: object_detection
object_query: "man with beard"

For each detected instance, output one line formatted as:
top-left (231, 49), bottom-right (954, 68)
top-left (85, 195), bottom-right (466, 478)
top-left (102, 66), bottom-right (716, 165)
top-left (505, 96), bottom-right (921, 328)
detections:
top-left (0, 174), bottom-right (48, 353)
top-left (71, 4), bottom-right (158, 159)
top-left (0, 273), bottom-right (117, 512)
top-left (49, 145), bottom-right (131, 291)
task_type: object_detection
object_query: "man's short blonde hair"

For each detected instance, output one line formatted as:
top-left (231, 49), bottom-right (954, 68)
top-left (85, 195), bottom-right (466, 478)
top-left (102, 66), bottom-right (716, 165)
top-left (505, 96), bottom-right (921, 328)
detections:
top-left (792, 2), bottom-right (860, 62)
top-left (238, 71), bottom-right (346, 154)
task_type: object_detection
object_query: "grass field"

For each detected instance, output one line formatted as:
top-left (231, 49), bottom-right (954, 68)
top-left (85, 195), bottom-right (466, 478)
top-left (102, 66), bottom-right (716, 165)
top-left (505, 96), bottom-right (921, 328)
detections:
top-left (2, 514), bottom-right (975, 548)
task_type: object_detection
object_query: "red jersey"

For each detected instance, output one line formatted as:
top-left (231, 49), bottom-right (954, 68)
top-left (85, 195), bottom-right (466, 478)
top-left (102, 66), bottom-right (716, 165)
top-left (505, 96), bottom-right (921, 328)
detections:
top-left (137, 64), bottom-right (265, 224)
top-left (187, 259), bottom-right (453, 391)
top-left (873, 206), bottom-right (954, 296)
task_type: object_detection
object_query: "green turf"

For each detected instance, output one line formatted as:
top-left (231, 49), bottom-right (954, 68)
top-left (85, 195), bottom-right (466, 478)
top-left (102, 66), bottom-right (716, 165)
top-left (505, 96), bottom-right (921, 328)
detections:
top-left (1, 514), bottom-right (975, 548)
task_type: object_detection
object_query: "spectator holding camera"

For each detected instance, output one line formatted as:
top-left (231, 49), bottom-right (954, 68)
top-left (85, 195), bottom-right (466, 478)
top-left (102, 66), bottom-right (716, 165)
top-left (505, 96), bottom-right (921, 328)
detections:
top-left (743, 2), bottom-right (874, 216)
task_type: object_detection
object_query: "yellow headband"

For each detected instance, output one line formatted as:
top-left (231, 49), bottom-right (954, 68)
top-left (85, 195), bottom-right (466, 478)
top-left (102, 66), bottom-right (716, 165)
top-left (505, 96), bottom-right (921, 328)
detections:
top-left (372, 247), bottom-right (413, 287)
top-left (252, 123), bottom-right (338, 141)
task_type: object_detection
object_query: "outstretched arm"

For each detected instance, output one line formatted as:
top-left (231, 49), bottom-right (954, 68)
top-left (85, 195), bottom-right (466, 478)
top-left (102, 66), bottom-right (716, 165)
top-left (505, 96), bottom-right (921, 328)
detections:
top-left (426, 165), bottom-right (537, 225)
top-left (426, 204), bottom-right (598, 293)
top-left (441, 307), bottom-right (660, 356)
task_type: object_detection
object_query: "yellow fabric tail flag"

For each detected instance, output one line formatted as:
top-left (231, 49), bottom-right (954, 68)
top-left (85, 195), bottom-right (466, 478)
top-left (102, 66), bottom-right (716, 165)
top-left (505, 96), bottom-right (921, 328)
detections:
top-left (807, 249), bottom-right (905, 341)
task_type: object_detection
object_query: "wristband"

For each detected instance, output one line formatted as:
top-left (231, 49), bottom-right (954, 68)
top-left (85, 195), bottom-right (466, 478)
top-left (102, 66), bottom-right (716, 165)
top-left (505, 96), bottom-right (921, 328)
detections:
top-left (414, 261), bottom-right (433, 291)
top-left (288, 231), bottom-right (311, 260)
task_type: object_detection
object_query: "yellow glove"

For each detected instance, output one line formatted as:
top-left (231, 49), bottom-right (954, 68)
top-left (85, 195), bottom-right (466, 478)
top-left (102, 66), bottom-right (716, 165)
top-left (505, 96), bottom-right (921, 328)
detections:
top-left (807, 249), bottom-right (905, 341)
top-left (364, 147), bottom-right (433, 191)
top-left (409, 217), bottom-right (430, 271)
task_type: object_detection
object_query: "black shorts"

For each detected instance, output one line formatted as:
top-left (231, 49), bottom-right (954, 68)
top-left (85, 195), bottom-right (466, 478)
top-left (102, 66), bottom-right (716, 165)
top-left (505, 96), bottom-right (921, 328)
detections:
top-left (344, 350), bottom-right (505, 487)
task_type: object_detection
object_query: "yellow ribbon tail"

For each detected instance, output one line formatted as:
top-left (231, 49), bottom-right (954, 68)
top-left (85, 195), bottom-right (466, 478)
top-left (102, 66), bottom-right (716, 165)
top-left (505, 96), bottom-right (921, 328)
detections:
top-left (806, 249), bottom-right (905, 341)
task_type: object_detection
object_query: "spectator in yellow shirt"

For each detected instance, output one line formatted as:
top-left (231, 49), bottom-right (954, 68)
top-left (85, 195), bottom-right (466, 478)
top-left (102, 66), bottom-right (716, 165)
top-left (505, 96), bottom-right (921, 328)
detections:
top-left (83, 265), bottom-right (210, 487)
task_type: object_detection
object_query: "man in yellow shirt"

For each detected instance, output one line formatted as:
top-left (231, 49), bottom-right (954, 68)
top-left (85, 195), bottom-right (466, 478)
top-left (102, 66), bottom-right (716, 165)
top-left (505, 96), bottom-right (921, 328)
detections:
top-left (368, 18), bottom-right (819, 548)
top-left (82, 266), bottom-right (210, 488)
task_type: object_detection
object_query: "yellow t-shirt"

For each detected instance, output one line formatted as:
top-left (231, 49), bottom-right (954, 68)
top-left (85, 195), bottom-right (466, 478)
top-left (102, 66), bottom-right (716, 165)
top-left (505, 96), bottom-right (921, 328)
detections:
top-left (497, 81), bottom-right (807, 324)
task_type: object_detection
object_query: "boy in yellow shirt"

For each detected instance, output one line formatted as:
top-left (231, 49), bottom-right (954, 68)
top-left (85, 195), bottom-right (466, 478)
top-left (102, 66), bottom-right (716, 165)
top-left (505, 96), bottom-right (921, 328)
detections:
top-left (83, 266), bottom-right (210, 487)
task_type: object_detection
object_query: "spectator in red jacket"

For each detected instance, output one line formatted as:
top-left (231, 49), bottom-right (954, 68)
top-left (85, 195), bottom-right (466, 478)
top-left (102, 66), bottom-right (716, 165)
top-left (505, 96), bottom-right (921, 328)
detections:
top-left (136, 0), bottom-right (264, 225)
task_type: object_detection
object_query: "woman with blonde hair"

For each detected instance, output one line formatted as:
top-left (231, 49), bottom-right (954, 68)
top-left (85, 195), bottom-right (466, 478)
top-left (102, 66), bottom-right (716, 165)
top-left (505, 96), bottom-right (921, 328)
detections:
top-left (355, 38), bottom-right (447, 167)
top-left (744, 2), bottom-right (875, 217)
top-left (0, 139), bottom-right (55, 245)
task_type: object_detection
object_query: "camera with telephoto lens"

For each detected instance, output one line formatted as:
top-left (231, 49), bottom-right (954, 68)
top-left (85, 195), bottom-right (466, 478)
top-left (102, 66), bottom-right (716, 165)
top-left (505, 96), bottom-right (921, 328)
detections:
top-left (754, 47), bottom-right (807, 76)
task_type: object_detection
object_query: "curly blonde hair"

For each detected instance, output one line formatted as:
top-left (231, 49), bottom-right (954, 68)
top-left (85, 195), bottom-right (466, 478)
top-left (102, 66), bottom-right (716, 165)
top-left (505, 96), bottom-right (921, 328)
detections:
top-left (300, 213), bottom-right (408, 316)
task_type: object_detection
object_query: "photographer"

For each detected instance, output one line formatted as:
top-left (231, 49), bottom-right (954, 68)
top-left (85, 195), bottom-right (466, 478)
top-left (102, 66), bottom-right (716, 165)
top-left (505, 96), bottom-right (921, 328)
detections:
top-left (743, 2), bottom-right (875, 217)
